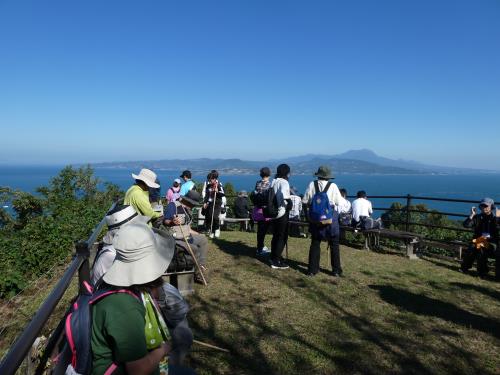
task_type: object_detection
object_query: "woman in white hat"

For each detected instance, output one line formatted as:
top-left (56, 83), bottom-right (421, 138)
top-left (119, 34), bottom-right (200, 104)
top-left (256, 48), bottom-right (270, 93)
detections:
top-left (124, 168), bottom-right (163, 222)
top-left (91, 222), bottom-right (189, 375)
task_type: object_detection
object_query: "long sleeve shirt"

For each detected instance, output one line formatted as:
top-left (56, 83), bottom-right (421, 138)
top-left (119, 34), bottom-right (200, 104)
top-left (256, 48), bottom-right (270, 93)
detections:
top-left (124, 184), bottom-right (162, 220)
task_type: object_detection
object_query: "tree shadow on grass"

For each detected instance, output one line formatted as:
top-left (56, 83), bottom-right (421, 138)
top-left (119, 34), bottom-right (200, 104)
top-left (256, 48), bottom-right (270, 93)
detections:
top-left (369, 284), bottom-right (500, 340)
top-left (448, 282), bottom-right (500, 301)
top-left (213, 238), bottom-right (270, 267)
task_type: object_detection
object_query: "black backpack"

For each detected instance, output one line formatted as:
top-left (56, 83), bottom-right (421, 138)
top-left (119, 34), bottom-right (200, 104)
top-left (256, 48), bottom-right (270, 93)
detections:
top-left (263, 187), bottom-right (279, 218)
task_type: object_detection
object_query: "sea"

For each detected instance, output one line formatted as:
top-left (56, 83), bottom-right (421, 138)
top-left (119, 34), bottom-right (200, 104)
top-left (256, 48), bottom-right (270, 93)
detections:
top-left (1, 165), bottom-right (500, 218)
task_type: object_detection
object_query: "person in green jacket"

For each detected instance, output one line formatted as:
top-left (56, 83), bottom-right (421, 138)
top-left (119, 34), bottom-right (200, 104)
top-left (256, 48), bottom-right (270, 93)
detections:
top-left (124, 168), bottom-right (163, 222)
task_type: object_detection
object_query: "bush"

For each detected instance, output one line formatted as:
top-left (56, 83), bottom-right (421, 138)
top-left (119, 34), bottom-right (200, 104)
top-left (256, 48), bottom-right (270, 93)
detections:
top-left (0, 166), bottom-right (122, 298)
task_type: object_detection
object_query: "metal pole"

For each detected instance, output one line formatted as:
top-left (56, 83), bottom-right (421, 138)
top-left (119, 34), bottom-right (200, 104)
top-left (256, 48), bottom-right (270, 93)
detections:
top-left (405, 194), bottom-right (412, 232)
top-left (76, 241), bottom-right (91, 294)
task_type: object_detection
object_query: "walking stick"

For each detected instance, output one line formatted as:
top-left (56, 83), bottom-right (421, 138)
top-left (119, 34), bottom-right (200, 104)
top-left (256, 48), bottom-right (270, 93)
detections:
top-left (177, 224), bottom-right (208, 286)
top-left (193, 339), bottom-right (230, 353)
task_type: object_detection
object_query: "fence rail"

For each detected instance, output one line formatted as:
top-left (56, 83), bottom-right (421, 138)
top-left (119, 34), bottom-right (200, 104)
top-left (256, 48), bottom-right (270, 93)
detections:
top-left (0, 205), bottom-right (111, 375)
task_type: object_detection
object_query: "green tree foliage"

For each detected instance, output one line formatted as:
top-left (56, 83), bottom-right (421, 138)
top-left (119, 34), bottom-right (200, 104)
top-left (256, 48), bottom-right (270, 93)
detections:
top-left (223, 182), bottom-right (236, 210)
top-left (0, 166), bottom-right (122, 298)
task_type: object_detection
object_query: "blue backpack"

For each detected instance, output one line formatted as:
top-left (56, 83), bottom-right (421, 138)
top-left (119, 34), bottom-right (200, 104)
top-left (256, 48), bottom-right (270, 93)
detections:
top-left (54, 281), bottom-right (140, 375)
top-left (309, 181), bottom-right (333, 225)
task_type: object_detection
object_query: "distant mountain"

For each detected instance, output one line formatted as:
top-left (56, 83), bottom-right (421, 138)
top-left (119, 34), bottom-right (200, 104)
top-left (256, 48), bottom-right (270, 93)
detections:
top-left (90, 149), bottom-right (498, 175)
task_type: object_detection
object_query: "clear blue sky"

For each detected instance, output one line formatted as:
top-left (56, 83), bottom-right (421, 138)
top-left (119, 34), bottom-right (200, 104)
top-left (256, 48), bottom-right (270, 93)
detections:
top-left (1, 0), bottom-right (499, 169)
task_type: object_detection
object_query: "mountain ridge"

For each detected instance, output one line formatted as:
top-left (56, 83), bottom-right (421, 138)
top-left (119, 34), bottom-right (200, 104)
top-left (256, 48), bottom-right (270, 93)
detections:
top-left (90, 149), bottom-right (499, 175)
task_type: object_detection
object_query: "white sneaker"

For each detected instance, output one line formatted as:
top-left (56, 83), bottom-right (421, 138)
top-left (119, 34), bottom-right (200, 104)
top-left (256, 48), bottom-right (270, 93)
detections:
top-left (209, 233), bottom-right (214, 239)
top-left (215, 229), bottom-right (220, 238)
top-left (262, 246), bottom-right (271, 253)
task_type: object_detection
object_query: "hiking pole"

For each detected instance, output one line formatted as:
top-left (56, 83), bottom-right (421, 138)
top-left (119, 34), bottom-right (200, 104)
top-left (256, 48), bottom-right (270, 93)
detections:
top-left (193, 339), bottom-right (230, 353)
top-left (177, 224), bottom-right (208, 286)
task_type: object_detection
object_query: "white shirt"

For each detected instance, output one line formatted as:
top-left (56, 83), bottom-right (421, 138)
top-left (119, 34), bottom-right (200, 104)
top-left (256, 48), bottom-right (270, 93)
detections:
top-left (336, 196), bottom-right (351, 214)
top-left (351, 197), bottom-right (373, 222)
top-left (271, 178), bottom-right (291, 219)
top-left (289, 195), bottom-right (302, 218)
top-left (302, 180), bottom-right (341, 207)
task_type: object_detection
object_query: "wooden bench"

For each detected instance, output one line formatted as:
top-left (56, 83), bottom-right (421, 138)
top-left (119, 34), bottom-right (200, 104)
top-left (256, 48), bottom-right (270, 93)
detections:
top-left (420, 239), bottom-right (468, 260)
top-left (223, 217), bottom-right (251, 231)
top-left (369, 228), bottom-right (422, 259)
top-left (339, 226), bottom-right (422, 259)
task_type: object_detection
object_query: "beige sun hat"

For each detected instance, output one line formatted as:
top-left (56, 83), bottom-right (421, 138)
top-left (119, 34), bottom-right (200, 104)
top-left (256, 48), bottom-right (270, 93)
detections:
top-left (102, 205), bottom-right (151, 244)
top-left (103, 223), bottom-right (175, 287)
top-left (131, 168), bottom-right (160, 188)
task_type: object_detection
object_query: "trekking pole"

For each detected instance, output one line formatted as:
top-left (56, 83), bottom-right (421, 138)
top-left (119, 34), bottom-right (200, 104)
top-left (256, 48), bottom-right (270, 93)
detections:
top-left (209, 188), bottom-right (217, 235)
top-left (177, 224), bottom-right (208, 286)
top-left (193, 339), bottom-right (230, 353)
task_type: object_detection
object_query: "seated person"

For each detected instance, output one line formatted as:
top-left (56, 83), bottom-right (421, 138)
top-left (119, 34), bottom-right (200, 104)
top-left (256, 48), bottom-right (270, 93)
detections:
top-left (337, 188), bottom-right (352, 226)
top-left (92, 223), bottom-right (194, 374)
top-left (92, 204), bottom-right (150, 286)
top-left (166, 178), bottom-right (182, 203)
top-left (233, 190), bottom-right (252, 231)
top-left (124, 168), bottom-right (163, 224)
top-left (351, 190), bottom-right (381, 230)
top-left (461, 197), bottom-right (499, 280)
top-left (91, 207), bottom-right (194, 369)
top-left (163, 190), bottom-right (209, 284)
top-left (288, 187), bottom-right (304, 237)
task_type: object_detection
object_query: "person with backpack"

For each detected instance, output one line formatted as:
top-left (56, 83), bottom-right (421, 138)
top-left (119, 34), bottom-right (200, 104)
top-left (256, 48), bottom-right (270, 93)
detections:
top-left (302, 165), bottom-right (343, 277)
top-left (166, 178), bottom-right (182, 203)
top-left (250, 167), bottom-right (272, 256)
top-left (269, 164), bottom-right (292, 269)
top-left (90, 222), bottom-right (192, 374)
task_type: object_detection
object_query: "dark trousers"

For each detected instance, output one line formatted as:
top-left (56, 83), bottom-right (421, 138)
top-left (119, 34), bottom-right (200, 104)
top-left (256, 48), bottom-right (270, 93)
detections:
top-left (308, 235), bottom-right (341, 275)
top-left (461, 245), bottom-right (499, 277)
top-left (271, 214), bottom-right (289, 262)
top-left (257, 220), bottom-right (271, 250)
top-left (205, 203), bottom-right (221, 233)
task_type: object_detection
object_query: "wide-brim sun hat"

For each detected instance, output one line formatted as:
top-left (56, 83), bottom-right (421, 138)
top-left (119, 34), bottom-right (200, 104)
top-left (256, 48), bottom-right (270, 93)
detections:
top-left (180, 190), bottom-right (202, 206)
top-left (103, 205), bottom-right (151, 244)
top-left (132, 168), bottom-right (160, 188)
top-left (103, 223), bottom-right (175, 287)
top-left (314, 165), bottom-right (335, 179)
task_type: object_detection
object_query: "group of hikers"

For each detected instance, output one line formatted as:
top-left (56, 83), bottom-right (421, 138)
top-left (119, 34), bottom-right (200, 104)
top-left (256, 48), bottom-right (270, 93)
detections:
top-left (59, 164), bottom-right (499, 375)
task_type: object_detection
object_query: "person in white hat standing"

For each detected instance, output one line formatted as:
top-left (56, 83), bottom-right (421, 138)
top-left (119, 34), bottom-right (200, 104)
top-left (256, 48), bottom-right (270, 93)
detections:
top-left (124, 168), bottom-right (163, 223)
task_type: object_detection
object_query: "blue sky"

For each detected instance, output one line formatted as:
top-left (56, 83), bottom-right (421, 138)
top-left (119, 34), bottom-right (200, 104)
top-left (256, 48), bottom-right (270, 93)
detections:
top-left (0, 0), bottom-right (499, 169)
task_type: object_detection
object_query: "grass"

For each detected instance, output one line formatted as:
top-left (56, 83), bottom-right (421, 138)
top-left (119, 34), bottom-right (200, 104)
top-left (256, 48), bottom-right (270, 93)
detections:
top-left (186, 231), bottom-right (500, 375)
top-left (1, 231), bottom-right (499, 374)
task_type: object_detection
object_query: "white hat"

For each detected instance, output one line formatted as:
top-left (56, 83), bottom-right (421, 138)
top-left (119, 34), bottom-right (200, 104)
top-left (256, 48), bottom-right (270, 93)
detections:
top-left (103, 223), bottom-right (175, 287)
top-left (132, 168), bottom-right (160, 188)
top-left (103, 205), bottom-right (150, 244)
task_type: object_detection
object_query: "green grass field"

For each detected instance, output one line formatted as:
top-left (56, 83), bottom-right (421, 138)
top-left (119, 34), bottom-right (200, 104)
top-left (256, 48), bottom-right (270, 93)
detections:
top-left (186, 231), bottom-right (500, 375)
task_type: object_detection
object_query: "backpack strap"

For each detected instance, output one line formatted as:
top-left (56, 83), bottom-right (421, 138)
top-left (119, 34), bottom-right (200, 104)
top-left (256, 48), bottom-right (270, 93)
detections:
top-left (314, 180), bottom-right (319, 195)
top-left (90, 289), bottom-right (140, 305)
top-left (323, 182), bottom-right (332, 193)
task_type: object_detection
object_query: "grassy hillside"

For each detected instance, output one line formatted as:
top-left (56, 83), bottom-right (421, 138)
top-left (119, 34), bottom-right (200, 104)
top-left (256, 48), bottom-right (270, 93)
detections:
top-left (1, 231), bottom-right (499, 374)
top-left (187, 231), bottom-right (500, 375)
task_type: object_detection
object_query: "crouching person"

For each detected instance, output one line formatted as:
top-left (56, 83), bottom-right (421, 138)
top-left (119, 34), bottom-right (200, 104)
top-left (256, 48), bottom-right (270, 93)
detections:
top-left (163, 190), bottom-right (209, 284)
top-left (461, 197), bottom-right (500, 280)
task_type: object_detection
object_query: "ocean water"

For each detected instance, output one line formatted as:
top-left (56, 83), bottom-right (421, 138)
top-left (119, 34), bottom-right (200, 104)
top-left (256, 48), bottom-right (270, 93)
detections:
top-left (1, 165), bottom-right (500, 217)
